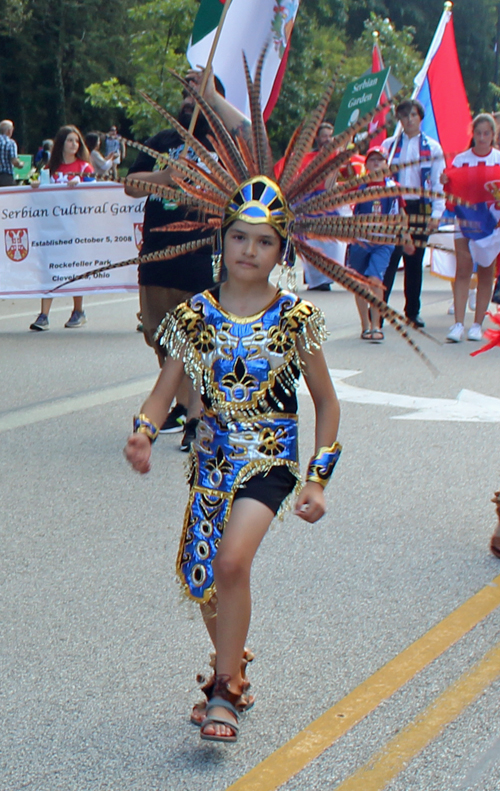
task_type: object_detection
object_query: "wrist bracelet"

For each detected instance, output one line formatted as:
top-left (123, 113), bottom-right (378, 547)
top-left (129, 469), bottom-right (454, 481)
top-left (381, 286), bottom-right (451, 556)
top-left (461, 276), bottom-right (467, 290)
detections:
top-left (133, 413), bottom-right (160, 443)
top-left (306, 441), bottom-right (342, 488)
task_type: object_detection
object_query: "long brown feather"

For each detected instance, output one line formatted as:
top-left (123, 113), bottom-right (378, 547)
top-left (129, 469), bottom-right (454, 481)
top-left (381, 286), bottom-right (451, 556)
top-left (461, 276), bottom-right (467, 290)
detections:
top-left (287, 95), bottom-right (402, 202)
top-left (137, 91), bottom-right (238, 193)
top-left (279, 59), bottom-right (345, 193)
top-left (49, 239), bottom-right (213, 292)
top-left (298, 186), bottom-right (451, 216)
top-left (168, 69), bottom-right (250, 183)
top-left (294, 239), bottom-right (438, 372)
top-left (151, 221), bottom-right (213, 233)
top-left (280, 118), bottom-right (305, 171)
top-left (124, 177), bottom-right (224, 215)
top-left (235, 134), bottom-right (259, 176)
top-left (123, 137), bottom-right (226, 196)
top-left (169, 173), bottom-right (227, 207)
top-left (318, 155), bottom-right (448, 201)
top-left (121, 137), bottom-right (171, 166)
top-left (242, 50), bottom-right (274, 177)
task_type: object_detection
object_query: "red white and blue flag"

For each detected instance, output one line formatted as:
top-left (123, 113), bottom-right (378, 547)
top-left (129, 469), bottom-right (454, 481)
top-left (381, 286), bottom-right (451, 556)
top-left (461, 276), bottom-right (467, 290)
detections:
top-left (412, 4), bottom-right (471, 162)
top-left (187, 0), bottom-right (300, 119)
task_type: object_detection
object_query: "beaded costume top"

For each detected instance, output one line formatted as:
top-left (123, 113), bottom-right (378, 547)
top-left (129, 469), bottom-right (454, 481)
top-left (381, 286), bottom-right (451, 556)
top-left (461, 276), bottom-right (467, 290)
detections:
top-left (155, 289), bottom-right (327, 603)
top-left (156, 288), bottom-right (326, 420)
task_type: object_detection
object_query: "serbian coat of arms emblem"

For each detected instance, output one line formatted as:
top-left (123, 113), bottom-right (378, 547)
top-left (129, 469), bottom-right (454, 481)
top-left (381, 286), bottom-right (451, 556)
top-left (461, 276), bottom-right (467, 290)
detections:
top-left (5, 228), bottom-right (29, 261)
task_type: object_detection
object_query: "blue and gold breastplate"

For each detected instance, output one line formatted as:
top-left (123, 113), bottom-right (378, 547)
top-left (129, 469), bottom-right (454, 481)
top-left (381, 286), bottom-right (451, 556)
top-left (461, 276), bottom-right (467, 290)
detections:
top-left (156, 289), bottom-right (325, 420)
top-left (155, 289), bottom-right (327, 603)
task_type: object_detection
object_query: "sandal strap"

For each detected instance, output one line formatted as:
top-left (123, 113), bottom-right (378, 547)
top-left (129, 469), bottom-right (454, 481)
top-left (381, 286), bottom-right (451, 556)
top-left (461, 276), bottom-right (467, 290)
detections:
top-left (201, 713), bottom-right (239, 739)
top-left (206, 695), bottom-right (239, 721)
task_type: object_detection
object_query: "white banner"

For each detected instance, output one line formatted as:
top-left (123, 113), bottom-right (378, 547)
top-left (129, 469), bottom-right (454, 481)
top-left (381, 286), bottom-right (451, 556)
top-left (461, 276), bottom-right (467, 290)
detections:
top-left (0, 183), bottom-right (145, 298)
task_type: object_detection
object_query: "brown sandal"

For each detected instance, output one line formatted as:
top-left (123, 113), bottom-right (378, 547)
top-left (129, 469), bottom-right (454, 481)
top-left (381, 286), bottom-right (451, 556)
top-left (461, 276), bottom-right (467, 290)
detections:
top-left (200, 676), bottom-right (242, 743)
top-left (190, 649), bottom-right (255, 726)
top-left (490, 491), bottom-right (500, 558)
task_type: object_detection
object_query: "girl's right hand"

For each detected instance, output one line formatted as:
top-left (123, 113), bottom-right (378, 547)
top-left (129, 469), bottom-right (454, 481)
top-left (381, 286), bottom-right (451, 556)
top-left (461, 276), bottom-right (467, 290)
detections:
top-left (124, 433), bottom-right (152, 474)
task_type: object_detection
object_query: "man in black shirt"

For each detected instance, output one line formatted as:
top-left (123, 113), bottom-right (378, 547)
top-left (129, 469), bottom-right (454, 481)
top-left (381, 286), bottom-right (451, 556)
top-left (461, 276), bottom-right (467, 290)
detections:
top-left (125, 69), bottom-right (249, 445)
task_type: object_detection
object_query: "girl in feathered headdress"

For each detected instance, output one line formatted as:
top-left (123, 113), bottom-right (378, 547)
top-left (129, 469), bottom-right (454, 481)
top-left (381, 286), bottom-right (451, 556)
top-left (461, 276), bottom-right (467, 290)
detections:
top-left (125, 172), bottom-right (342, 744)
top-left (121, 52), bottom-right (436, 743)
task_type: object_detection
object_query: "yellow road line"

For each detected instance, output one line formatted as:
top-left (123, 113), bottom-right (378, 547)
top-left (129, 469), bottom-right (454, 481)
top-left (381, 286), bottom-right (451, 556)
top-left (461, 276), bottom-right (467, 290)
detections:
top-left (225, 573), bottom-right (500, 791)
top-left (335, 641), bottom-right (500, 790)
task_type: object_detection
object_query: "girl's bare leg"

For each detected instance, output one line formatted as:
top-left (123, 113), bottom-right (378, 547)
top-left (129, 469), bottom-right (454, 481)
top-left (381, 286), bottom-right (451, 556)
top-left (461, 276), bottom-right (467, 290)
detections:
top-left (41, 297), bottom-right (53, 316)
top-left (453, 238), bottom-right (474, 325)
top-left (368, 278), bottom-right (384, 332)
top-left (200, 599), bottom-right (217, 648)
top-left (354, 294), bottom-right (370, 333)
top-left (201, 497), bottom-right (274, 739)
top-left (474, 262), bottom-right (495, 326)
top-left (73, 296), bottom-right (83, 313)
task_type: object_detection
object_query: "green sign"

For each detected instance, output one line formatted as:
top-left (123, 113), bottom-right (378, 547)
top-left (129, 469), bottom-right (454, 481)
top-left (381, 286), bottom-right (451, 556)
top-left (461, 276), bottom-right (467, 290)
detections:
top-left (14, 154), bottom-right (33, 181)
top-left (334, 68), bottom-right (390, 135)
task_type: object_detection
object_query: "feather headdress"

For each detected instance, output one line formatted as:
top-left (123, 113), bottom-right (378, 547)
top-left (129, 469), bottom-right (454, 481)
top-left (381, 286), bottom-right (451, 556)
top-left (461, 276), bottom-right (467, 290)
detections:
top-left (53, 51), bottom-right (468, 368)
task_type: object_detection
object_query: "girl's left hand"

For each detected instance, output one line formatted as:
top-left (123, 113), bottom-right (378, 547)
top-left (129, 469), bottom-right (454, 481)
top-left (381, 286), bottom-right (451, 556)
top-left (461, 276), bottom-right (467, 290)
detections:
top-left (294, 482), bottom-right (326, 523)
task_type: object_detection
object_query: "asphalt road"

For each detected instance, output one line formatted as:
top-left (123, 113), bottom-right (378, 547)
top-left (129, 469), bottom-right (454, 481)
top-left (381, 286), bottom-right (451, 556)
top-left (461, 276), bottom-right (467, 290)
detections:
top-left (1, 270), bottom-right (500, 791)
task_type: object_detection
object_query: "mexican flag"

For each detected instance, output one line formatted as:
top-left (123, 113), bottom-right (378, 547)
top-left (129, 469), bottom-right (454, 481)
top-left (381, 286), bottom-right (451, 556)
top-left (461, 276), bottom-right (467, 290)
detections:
top-left (187, 0), bottom-right (300, 120)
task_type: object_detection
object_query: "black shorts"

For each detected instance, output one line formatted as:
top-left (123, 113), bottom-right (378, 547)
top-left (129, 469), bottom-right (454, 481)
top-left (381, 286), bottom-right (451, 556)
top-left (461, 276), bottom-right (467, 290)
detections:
top-left (233, 466), bottom-right (297, 514)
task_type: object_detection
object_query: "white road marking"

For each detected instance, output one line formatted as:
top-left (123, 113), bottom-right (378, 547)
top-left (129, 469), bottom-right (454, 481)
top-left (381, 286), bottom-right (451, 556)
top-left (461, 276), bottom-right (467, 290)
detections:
top-left (2, 368), bottom-right (499, 435)
top-left (0, 377), bottom-right (156, 434)
top-left (0, 295), bottom-right (138, 321)
top-left (298, 369), bottom-right (500, 422)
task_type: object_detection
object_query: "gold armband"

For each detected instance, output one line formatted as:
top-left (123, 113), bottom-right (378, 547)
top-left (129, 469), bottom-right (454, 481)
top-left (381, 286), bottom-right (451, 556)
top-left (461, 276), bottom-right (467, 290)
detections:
top-left (133, 413), bottom-right (160, 443)
top-left (306, 441), bottom-right (342, 488)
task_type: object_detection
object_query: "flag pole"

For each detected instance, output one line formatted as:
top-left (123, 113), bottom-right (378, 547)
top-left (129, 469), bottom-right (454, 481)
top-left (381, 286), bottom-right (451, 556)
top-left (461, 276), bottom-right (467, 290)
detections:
top-left (183, 0), bottom-right (233, 154)
top-left (388, 0), bottom-right (452, 164)
top-left (411, 1), bottom-right (453, 99)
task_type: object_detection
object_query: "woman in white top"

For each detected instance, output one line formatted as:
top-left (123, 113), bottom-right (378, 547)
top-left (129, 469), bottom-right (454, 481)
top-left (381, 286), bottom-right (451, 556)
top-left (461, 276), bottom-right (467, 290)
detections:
top-left (445, 113), bottom-right (500, 342)
top-left (85, 132), bottom-right (117, 178)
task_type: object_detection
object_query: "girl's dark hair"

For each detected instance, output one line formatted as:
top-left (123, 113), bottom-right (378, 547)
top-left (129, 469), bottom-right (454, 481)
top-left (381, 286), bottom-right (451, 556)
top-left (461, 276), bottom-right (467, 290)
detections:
top-left (48, 125), bottom-right (90, 175)
top-left (85, 132), bottom-right (100, 152)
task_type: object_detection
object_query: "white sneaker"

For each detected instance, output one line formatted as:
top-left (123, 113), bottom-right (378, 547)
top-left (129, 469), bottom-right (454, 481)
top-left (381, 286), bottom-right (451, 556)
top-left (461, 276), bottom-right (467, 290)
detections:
top-left (446, 322), bottom-right (464, 343)
top-left (447, 299), bottom-right (455, 315)
top-left (467, 323), bottom-right (483, 341)
top-left (468, 289), bottom-right (477, 312)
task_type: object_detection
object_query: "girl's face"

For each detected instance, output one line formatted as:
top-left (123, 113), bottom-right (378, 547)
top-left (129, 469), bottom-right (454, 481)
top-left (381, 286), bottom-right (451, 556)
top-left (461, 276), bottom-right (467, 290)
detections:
top-left (473, 121), bottom-right (494, 152)
top-left (63, 132), bottom-right (80, 160)
top-left (223, 220), bottom-right (282, 281)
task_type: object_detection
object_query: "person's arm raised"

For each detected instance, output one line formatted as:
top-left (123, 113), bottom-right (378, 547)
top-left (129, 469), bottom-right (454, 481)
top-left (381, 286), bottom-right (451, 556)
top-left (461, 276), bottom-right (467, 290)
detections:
top-left (187, 66), bottom-right (251, 142)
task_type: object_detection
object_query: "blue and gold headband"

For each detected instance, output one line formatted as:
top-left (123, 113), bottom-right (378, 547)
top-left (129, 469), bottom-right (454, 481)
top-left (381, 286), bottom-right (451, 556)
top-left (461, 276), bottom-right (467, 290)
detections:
top-left (222, 176), bottom-right (294, 239)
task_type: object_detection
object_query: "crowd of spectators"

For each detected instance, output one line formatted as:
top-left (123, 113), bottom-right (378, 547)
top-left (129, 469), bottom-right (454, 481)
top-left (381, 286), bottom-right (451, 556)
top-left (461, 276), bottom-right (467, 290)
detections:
top-left (0, 120), bottom-right (126, 186)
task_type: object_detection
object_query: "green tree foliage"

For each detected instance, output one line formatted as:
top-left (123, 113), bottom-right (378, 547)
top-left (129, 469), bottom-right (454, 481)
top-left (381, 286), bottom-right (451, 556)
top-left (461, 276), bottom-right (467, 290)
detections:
top-left (85, 0), bottom-right (196, 139)
top-left (0, 0), bottom-right (498, 154)
top-left (344, 0), bottom-right (498, 113)
top-left (0, 0), bottom-right (139, 152)
top-left (268, 3), bottom-right (422, 154)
